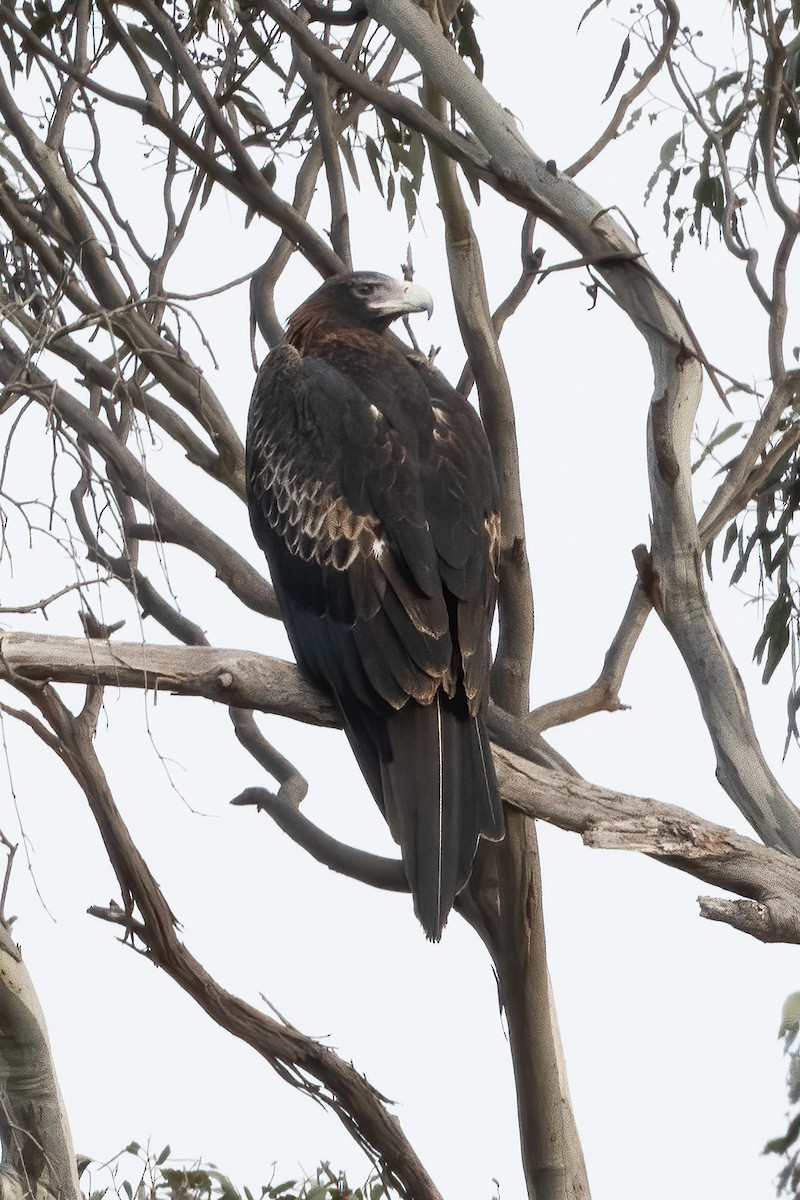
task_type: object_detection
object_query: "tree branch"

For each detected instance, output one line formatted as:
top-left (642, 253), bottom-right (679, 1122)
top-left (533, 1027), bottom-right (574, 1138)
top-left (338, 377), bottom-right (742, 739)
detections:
top-left (9, 680), bottom-right (442, 1200)
top-left (0, 633), bottom-right (338, 727)
top-left (496, 746), bottom-right (800, 945)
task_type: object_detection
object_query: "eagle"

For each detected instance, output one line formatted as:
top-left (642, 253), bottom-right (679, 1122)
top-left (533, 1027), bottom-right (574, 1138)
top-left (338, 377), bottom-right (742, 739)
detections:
top-left (246, 271), bottom-right (504, 939)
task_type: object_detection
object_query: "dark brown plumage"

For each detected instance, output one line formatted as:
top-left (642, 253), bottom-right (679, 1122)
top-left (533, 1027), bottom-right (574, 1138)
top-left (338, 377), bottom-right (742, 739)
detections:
top-left (246, 272), bottom-right (503, 939)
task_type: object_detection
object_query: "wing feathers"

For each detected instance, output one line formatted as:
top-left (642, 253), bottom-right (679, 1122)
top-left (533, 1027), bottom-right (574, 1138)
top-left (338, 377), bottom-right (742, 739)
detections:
top-left (246, 317), bottom-right (504, 938)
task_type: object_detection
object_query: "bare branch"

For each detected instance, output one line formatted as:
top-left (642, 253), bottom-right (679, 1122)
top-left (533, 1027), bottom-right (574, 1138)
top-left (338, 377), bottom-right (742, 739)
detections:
top-left (529, 582), bottom-right (650, 732)
top-left (567, 0), bottom-right (680, 177)
top-left (0, 339), bottom-right (279, 619)
top-left (232, 786), bottom-right (408, 891)
top-left (496, 746), bottom-right (800, 945)
top-left (296, 56), bottom-right (353, 270)
top-left (421, 82), bottom-right (533, 716)
top-left (0, 633), bottom-right (338, 728)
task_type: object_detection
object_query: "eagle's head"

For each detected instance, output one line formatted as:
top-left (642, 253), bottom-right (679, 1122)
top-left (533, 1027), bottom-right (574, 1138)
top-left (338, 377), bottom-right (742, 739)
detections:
top-left (295, 271), bottom-right (434, 333)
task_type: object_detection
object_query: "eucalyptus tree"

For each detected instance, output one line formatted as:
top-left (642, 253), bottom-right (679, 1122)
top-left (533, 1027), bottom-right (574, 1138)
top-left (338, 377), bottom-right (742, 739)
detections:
top-left (1, 2), bottom-right (800, 1198)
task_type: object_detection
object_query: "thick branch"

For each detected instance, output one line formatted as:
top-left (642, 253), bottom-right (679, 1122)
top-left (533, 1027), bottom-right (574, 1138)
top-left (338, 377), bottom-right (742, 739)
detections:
top-left (496, 746), bottom-right (800, 944)
top-left (5, 634), bottom-right (797, 943)
top-left (421, 70), bottom-right (582, 1200)
top-left (0, 633), bottom-right (337, 727)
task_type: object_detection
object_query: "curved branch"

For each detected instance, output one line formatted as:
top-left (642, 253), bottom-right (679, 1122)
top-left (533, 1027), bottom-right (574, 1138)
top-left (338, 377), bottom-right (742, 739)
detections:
top-left (496, 746), bottom-right (800, 945)
top-left (528, 581), bottom-right (650, 732)
top-left (232, 786), bottom-right (408, 891)
top-left (567, 0), bottom-right (680, 178)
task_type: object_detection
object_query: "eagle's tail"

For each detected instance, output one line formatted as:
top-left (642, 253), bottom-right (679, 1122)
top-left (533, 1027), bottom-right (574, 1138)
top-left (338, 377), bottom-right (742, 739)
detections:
top-left (344, 695), bottom-right (504, 940)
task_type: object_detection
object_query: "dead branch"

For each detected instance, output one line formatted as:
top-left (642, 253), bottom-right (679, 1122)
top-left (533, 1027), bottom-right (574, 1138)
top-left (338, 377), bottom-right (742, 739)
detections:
top-left (0, 633), bottom-right (338, 728)
top-left (496, 747), bottom-right (800, 945)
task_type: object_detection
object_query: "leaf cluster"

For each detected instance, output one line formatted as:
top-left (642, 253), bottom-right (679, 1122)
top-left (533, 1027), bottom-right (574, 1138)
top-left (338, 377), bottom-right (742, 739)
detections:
top-left (765, 995), bottom-right (800, 1196)
top-left (721, 437), bottom-right (800, 745)
top-left (84, 1144), bottom-right (394, 1200)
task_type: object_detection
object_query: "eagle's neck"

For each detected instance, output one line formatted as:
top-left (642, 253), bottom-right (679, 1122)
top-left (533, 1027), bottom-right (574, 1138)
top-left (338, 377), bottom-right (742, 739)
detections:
top-left (286, 304), bottom-right (390, 358)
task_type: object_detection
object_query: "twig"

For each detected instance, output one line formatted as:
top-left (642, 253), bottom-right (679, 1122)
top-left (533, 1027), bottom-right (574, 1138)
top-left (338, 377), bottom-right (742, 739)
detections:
top-left (232, 786), bottom-right (408, 891)
top-left (567, 0), bottom-right (680, 177)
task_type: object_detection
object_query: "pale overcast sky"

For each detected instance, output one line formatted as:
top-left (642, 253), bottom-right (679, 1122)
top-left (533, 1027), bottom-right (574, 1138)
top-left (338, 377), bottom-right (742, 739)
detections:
top-left (3, 3), bottom-right (799, 1198)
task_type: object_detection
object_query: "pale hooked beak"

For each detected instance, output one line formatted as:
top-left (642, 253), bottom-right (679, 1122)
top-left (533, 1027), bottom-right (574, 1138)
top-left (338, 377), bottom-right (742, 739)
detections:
top-left (399, 280), bottom-right (434, 319)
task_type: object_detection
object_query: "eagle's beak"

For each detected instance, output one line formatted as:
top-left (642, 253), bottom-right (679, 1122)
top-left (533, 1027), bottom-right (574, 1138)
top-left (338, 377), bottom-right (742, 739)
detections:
top-left (399, 280), bottom-right (434, 319)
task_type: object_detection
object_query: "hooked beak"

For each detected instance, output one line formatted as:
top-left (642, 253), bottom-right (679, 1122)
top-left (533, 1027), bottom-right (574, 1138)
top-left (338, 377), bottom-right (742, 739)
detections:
top-left (398, 280), bottom-right (434, 319)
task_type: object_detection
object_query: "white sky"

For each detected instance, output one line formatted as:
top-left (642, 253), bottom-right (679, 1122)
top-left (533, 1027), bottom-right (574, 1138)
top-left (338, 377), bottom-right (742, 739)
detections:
top-left (2, 2), bottom-right (799, 1198)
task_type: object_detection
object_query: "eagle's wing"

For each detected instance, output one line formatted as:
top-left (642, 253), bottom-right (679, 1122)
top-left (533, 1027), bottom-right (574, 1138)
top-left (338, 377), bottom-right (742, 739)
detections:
top-left (415, 362), bottom-right (501, 712)
top-left (246, 344), bottom-right (454, 713)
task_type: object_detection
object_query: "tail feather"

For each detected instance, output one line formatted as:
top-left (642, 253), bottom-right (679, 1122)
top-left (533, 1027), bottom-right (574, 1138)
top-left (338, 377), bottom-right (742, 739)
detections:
top-left (344, 695), bottom-right (502, 940)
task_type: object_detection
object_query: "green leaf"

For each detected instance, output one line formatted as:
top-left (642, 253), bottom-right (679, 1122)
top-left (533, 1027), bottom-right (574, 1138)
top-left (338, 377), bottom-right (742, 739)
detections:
top-left (126, 23), bottom-right (175, 77)
top-left (603, 34), bottom-right (630, 103)
top-left (240, 22), bottom-right (287, 80)
top-left (0, 25), bottom-right (24, 76)
top-left (232, 95), bottom-right (272, 131)
top-left (338, 134), bottom-right (360, 190)
top-left (199, 170), bottom-right (215, 209)
top-left (454, 2), bottom-right (484, 81)
top-left (404, 130), bottom-right (425, 190)
top-left (764, 1112), bottom-right (800, 1155)
top-left (780, 992), bottom-right (800, 1038)
top-left (722, 521), bottom-right (738, 563)
top-left (577, 0), bottom-right (606, 31)
top-left (692, 172), bottom-right (724, 223)
top-left (364, 135), bottom-right (384, 196)
top-left (193, 0), bottom-right (214, 33)
top-left (156, 1143), bottom-right (171, 1165)
top-left (400, 174), bottom-right (417, 230)
top-left (753, 593), bottom-right (791, 682)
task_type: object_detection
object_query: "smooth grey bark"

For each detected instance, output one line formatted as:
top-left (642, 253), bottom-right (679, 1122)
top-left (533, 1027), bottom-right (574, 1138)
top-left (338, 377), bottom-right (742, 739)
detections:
top-left (0, 923), bottom-right (80, 1200)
